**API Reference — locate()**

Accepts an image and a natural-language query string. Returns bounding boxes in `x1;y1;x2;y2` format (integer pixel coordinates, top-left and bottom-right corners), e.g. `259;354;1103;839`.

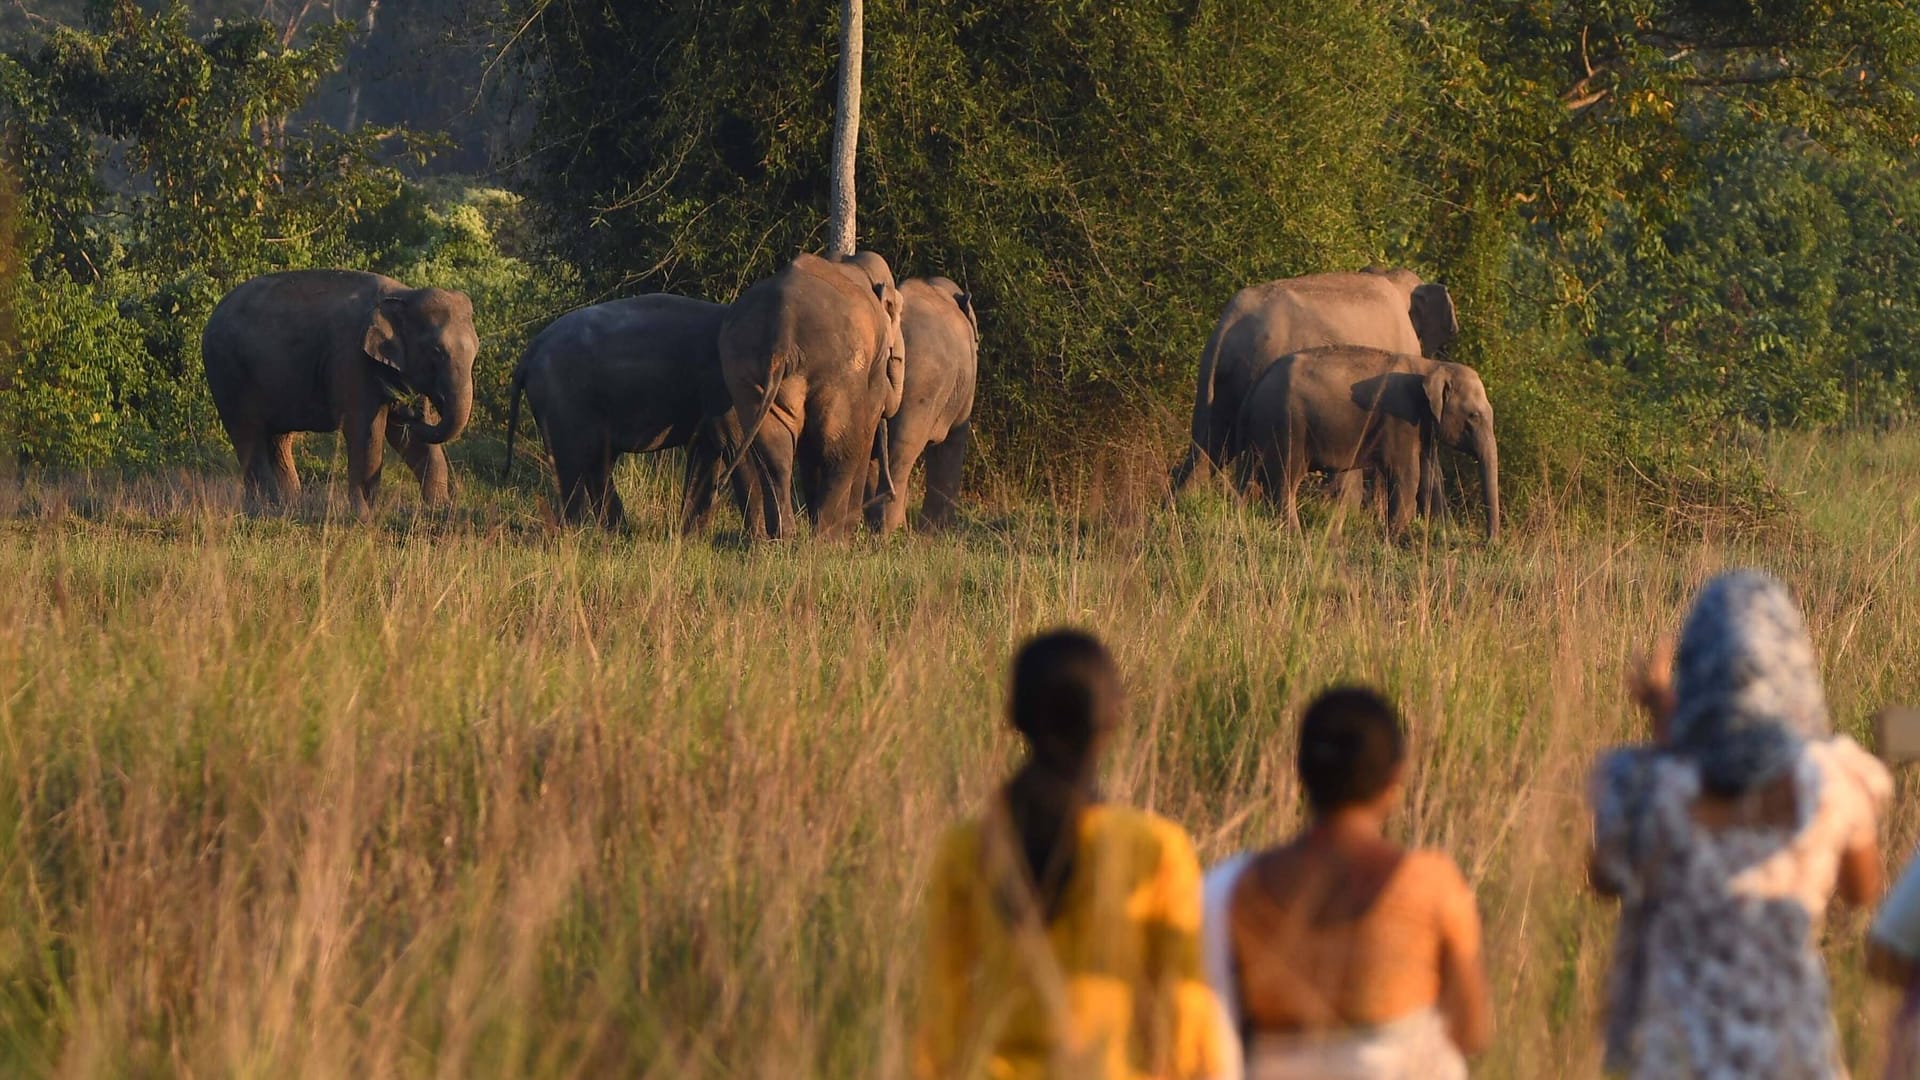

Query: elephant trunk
412;370;473;445
1478;434;1500;542
871;418;897;505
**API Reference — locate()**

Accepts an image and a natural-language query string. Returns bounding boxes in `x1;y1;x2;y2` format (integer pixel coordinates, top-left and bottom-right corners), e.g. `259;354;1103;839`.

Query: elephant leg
575;444;624;530
918;421;969;532
867;431;923;536
1420;441;1447;521
1384;457;1420;539
720;435;766;537
261;432;300;507
386;424;452;508
226;416;268;509
679;427;724;536
554;460;593;526
1167;442;1209;498
796;436;826;527
747;422;798;540
1276;437;1307;530
599;469;626;530
343;411;386;514
813;447;870;540
1329;470;1366;509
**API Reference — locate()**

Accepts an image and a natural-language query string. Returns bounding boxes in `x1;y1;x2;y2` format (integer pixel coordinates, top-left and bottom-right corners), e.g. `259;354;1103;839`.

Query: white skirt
1245;1008;1467;1080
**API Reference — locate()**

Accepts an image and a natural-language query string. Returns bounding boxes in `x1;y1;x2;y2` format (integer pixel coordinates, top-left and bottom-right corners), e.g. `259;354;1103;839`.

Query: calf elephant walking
1236;346;1499;541
720;252;906;540
1171;268;1456;498
201;270;477;511
865;276;978;534
504;294;755;532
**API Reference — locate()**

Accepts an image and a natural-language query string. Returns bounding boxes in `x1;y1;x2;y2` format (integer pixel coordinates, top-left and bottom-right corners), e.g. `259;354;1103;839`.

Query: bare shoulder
1810;735;1893;810
1404;848;1474;899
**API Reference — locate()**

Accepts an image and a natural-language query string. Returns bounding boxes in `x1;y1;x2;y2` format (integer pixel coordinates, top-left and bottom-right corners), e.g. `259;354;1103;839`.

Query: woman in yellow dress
915;630;1235;1080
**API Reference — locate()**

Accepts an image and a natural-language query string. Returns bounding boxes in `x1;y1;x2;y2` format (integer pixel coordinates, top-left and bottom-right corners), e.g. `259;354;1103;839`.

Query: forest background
6;0;1920;514
9;5;1920;1077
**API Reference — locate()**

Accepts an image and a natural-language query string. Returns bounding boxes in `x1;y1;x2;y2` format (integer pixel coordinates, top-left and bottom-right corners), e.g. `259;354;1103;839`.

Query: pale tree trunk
826;0;862;257
344;0;381;132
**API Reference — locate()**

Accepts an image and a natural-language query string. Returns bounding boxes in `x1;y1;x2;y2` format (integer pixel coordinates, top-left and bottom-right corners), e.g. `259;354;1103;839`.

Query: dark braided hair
1001;629;1123;923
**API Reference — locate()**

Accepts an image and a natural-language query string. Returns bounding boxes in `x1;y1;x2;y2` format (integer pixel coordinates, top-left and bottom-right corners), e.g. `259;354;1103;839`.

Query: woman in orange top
915;630;1233;1080
1207;686;1491;1079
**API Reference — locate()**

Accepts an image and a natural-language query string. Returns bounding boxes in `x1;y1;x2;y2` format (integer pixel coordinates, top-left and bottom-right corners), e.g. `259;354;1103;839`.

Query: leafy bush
0;1;421;468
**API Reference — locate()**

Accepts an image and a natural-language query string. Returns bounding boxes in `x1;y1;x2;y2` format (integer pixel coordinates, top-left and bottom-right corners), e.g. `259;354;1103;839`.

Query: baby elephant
1236;346;1498;541
202;270;477;511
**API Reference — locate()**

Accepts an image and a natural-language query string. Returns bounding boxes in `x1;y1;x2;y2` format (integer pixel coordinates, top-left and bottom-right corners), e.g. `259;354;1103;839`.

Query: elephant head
1423;362;1498;540
835;251;909;506
839;250;908;400
1363;266;1458;358
362;287;477;445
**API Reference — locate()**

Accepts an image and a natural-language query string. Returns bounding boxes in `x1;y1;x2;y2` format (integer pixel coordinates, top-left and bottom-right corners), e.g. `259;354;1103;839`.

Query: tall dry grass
0;432;1917;1078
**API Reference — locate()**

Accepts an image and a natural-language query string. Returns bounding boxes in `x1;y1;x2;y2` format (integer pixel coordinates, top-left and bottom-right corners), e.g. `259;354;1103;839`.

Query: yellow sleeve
914;828;975;1080
1146;821;1236;1079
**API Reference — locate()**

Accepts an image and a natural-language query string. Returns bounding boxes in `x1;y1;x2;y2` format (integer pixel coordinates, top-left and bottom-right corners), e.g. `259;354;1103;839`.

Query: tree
0;0;419;465
826;0;860;257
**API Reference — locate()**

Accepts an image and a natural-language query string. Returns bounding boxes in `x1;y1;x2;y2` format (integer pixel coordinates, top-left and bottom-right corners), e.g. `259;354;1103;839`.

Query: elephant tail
1169;314;1231;498
502;354;531;482
715;347;792;493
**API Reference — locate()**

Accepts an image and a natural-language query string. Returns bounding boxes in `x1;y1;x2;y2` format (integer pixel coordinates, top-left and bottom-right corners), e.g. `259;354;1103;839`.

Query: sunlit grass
0;431;1916;1077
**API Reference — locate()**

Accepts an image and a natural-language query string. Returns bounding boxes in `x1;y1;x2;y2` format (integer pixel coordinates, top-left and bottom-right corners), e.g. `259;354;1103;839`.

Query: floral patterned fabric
1669;569;1833;795
1590;736;1891;1079
1592;569;1890;1079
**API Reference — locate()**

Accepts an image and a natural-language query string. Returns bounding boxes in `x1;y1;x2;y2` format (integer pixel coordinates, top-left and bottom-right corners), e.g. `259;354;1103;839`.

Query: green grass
0;431;1917;1077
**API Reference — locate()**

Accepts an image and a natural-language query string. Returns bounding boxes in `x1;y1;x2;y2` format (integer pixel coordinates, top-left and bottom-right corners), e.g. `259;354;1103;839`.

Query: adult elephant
863;276;978;534
503;294;756;533
1170;268;1456;495
721;251;906;539
201;270;476;511
1235;345;1498;542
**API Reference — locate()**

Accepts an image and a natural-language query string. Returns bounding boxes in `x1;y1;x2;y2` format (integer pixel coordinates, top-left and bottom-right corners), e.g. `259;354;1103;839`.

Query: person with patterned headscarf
1587;569;1890;1079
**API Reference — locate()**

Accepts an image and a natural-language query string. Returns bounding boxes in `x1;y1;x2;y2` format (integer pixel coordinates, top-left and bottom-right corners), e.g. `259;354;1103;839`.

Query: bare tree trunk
826;0;862;258
343;0;381;132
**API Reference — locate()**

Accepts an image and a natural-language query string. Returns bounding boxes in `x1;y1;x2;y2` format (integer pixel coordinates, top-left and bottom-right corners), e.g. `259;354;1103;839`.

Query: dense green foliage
0;1;562;467
510;0;1920;503
7;0;1920;511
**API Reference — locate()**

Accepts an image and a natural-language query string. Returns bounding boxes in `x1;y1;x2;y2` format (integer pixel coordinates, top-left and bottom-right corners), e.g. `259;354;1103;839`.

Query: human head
1297;686;1407;817
1009;629;1124;774
1670;569;1829;797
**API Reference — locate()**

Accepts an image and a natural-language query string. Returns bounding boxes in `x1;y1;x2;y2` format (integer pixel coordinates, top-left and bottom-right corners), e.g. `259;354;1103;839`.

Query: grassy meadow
1;432;1918;1078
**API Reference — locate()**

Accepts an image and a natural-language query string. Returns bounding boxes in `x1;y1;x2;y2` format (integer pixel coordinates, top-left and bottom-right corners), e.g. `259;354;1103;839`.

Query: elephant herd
198;257;1497;541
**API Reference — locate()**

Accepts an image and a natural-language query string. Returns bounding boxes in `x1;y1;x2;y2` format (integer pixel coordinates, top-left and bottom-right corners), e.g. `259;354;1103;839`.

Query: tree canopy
6;0;1920;510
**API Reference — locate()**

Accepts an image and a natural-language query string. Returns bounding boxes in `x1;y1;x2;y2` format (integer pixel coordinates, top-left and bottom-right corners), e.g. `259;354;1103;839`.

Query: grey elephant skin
1234;345;1498;541
721;251;906;540
864;276;978;534
201;270;477;510
504;294;755;532
1172;268;1457;494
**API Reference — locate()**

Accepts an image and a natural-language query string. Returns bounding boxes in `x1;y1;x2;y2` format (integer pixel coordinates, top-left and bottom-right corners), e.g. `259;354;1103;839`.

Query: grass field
1;432;1917;1078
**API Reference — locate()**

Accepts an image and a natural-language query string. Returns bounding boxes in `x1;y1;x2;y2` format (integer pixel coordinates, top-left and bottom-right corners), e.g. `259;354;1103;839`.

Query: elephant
1234;345;1498;541
863;276;978;534
720;251;907;540
503;294;756;533
1170;268;1457;497
201;269;476;511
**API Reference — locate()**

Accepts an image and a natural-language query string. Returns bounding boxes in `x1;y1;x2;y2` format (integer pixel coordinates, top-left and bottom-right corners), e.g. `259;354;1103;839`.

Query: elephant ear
1410;283;1457;356
1423;366;1450;424
362;295;408;375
